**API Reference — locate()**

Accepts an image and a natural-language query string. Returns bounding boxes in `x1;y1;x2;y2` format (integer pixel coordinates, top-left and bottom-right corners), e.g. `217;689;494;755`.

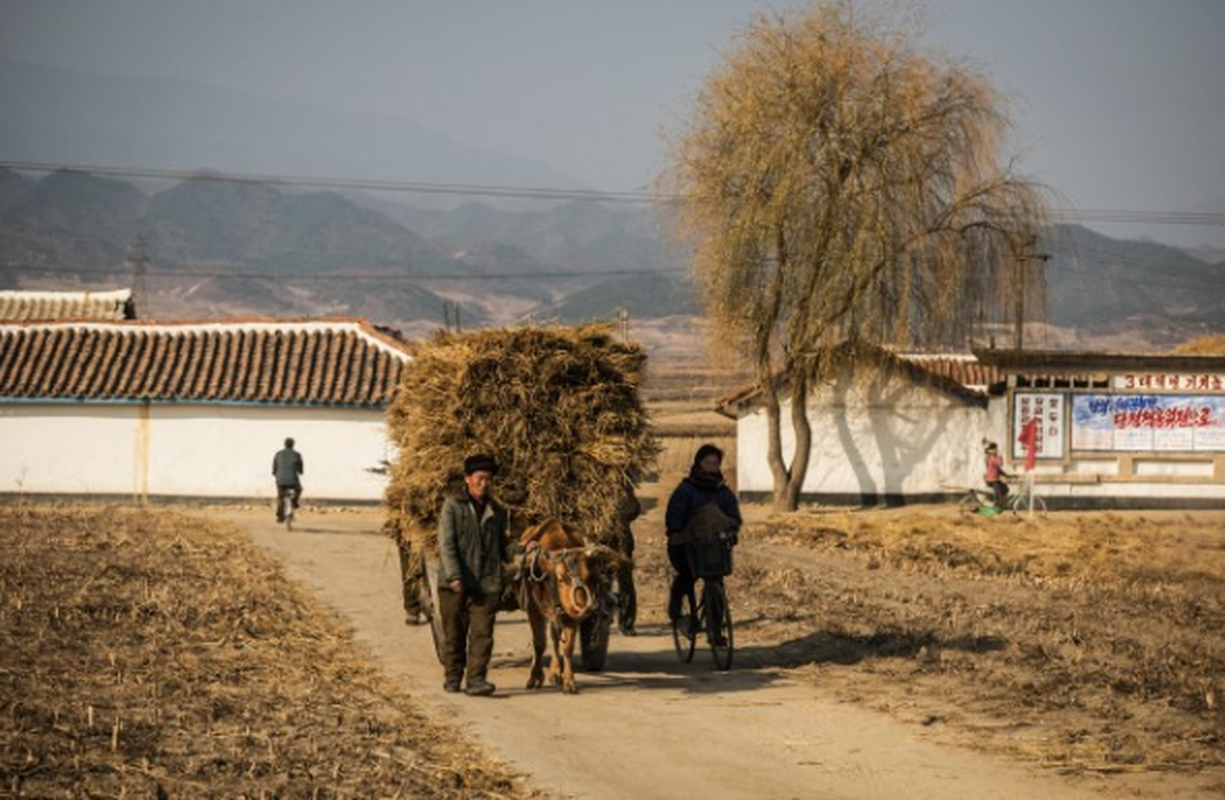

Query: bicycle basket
686;538;733;578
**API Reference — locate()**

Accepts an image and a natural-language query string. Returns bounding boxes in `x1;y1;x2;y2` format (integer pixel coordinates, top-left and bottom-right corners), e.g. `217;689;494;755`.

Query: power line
4;261;688;282
0;160;664;205
1049;208;1225;227
4;159;1225;227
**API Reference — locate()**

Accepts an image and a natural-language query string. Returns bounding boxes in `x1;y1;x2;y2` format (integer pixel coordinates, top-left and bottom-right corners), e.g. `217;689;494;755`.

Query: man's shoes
443;679;461;693
619;625;637;637
464;680;496;697
712;635;729;647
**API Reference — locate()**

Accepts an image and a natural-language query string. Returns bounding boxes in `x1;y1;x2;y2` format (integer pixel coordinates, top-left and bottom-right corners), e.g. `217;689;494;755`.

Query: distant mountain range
0;166;1221;351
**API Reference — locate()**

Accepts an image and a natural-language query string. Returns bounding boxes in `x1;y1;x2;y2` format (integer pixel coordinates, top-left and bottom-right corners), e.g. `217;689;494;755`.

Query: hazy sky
2;0;1224;248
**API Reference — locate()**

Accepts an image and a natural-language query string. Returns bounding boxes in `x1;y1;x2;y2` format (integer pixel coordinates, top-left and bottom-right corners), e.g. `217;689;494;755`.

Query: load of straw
384;324;660;550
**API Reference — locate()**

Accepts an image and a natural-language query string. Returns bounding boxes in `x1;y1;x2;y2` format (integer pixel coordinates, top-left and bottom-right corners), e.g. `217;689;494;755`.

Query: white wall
734;372;997;501
0;402;393;502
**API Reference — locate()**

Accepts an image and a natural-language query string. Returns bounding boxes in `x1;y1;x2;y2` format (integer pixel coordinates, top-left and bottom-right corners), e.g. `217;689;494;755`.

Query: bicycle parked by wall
672;530;735;670
956;478;1047;517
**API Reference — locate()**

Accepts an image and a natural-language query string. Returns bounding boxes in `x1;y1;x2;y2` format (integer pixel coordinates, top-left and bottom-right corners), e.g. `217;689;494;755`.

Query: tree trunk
764;370;814;512
782;373;813;511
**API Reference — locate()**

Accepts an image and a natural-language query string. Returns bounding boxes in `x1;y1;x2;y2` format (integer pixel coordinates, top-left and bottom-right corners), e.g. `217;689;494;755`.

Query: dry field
4;360;1225;796
685;505;1225;777
634;362;1225;790
0;501;539;799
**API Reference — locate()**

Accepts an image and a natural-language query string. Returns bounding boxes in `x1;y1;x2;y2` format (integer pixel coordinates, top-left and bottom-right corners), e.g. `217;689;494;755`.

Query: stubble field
3;362;1224;797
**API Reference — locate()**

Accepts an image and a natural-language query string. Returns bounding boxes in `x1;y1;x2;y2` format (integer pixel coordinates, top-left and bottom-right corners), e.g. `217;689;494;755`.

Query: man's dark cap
463;454;499;476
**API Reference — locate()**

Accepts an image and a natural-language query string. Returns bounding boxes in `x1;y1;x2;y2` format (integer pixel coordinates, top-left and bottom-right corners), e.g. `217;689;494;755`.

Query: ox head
523;519;620;621
547;543;621;619
544;547;599;619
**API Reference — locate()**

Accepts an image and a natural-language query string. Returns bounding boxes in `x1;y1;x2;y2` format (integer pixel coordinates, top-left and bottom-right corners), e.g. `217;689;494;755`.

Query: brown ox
518;519;616;694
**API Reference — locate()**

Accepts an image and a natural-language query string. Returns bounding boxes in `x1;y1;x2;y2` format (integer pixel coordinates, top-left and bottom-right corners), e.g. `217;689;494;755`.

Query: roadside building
0;288;134;321
974;349;1225;508
718;347;1225;509
717;347;1003;507
0;318;412;503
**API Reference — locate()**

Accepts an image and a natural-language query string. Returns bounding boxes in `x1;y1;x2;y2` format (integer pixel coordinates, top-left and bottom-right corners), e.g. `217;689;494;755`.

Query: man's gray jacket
437;489;512;596
272;448;304;487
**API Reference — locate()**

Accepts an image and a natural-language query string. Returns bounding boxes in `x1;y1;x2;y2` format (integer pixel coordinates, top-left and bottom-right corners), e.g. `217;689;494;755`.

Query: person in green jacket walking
437;453;513;696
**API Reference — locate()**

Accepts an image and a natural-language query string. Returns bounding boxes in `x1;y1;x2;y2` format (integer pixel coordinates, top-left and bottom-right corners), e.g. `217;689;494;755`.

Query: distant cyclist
272;437;304;522
982;439;1014;509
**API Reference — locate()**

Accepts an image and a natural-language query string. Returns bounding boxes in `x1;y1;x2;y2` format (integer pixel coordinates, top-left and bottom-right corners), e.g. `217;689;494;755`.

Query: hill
1042;225;1225;348
1;167;1222;352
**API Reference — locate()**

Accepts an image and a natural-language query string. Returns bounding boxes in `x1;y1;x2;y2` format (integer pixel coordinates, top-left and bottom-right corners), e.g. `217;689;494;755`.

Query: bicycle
672;530;735;671
957;479;1047;518
277;486;299;530
280;492;295;530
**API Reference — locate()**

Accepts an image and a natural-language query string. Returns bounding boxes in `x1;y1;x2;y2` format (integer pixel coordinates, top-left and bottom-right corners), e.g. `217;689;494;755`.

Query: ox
518;519;617;694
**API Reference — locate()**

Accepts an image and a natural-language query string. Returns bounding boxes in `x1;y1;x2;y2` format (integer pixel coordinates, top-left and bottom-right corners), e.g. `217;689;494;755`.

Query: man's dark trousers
438;588;497;688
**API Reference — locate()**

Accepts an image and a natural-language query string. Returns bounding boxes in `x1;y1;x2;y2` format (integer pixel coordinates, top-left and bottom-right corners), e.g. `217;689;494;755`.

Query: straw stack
384;324;660;550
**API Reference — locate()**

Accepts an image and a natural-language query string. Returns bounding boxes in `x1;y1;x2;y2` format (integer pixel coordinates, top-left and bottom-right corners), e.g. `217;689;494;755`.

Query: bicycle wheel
1011;492;1048;518
957;493;980;516
671;591;696;664
705;581;733;671
282;495;294;531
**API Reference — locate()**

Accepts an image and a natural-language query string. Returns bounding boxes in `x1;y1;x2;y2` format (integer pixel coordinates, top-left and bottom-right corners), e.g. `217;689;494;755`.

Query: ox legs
526;605;549;690
554;622;579;694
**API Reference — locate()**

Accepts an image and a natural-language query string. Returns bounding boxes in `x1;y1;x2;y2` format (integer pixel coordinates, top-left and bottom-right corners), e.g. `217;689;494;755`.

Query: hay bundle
384;324;659;550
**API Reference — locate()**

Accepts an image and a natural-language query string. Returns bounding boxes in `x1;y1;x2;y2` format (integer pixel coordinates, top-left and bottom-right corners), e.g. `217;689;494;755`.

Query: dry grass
723;505;1225;773
384;325;660;550
0;501;540;799
1174;335;1225;355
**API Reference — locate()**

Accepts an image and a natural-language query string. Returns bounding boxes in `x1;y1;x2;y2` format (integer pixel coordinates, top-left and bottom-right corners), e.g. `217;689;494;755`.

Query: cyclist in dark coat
665;443;741;624
272;437;303;522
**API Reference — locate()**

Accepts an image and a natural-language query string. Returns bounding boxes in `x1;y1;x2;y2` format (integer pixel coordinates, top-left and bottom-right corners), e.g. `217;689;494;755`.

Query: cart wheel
421;561;446;665
580;611;611;672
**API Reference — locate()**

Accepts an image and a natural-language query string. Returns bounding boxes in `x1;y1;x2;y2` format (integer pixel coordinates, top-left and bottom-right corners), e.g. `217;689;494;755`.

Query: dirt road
219;506;1128;800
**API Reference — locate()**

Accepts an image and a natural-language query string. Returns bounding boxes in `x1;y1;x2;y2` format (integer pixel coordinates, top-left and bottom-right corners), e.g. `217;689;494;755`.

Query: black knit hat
693;443;724;467
463;453;500;476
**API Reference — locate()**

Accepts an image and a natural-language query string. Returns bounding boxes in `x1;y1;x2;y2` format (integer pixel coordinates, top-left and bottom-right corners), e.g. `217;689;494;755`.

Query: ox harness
523;546;597;620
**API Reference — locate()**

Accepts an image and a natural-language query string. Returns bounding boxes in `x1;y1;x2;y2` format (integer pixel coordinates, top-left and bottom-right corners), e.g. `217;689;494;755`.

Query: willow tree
664;0;1049;511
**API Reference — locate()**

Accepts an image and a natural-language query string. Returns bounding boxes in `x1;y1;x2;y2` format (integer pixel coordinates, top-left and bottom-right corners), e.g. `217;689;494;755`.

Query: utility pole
1014;237;1050;351
125;237;148;320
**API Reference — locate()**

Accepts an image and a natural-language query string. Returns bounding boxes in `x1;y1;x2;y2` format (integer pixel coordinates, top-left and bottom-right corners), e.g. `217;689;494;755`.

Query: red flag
1018;418;1039;472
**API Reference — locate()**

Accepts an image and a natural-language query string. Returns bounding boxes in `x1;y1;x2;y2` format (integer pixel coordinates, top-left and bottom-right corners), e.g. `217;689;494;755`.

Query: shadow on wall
828;366;977;506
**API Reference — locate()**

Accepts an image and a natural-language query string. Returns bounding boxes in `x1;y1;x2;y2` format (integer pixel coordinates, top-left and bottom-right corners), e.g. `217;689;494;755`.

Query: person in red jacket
983;440;1015;509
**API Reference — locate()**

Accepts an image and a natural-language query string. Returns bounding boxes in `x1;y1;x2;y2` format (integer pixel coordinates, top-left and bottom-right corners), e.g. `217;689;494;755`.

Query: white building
0;318;413;504
718;349;1001;506
718;347;1225;509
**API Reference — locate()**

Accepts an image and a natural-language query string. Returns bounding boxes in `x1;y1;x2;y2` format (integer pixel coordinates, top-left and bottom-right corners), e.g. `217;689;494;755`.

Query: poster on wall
1071;394;1225;452
1013;393;1065;460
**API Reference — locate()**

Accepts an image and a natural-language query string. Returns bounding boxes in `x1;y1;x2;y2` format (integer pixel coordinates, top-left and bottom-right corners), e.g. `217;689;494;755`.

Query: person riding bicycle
983;439;1015;509
272;437;304;522
665;444;741;643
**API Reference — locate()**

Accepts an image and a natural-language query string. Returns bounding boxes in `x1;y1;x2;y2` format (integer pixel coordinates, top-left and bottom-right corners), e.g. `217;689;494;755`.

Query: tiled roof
895;353;1005;393
0;289;133;322
0;319;412;407
715;350;1001;417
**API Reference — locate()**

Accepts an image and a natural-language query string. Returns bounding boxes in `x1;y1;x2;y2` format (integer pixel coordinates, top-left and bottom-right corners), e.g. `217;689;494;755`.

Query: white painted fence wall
0;402;393;502
733;375;1003;503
